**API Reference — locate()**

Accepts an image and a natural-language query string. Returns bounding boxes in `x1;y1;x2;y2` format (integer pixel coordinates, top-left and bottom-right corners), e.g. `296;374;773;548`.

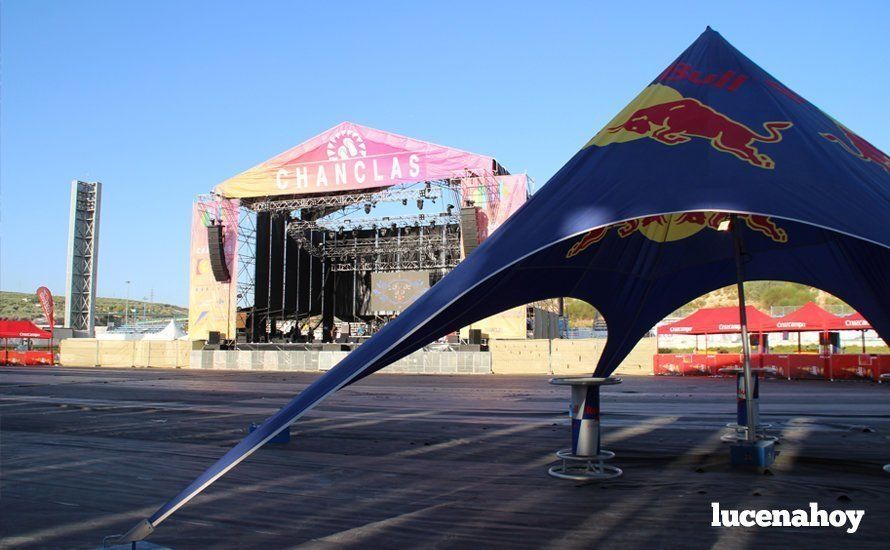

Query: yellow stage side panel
97;341;135;367
459;306;527;340
60;339;99;367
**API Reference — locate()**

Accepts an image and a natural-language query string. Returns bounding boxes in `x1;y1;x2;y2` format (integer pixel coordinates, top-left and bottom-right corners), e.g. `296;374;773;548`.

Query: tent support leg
728;215;777;472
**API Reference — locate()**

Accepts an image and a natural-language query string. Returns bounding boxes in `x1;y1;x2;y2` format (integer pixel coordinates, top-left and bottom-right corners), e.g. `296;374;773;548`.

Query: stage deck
2;367;889;548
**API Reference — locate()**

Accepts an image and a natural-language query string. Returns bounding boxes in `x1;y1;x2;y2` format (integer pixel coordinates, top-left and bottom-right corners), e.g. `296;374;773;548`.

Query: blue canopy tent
122;27;890;541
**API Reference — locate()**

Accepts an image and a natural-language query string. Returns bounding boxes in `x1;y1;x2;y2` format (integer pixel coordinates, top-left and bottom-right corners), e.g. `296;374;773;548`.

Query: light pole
125;280;131;325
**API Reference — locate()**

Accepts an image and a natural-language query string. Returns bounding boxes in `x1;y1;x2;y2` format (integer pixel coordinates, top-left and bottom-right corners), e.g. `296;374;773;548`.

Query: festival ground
2;367;889;548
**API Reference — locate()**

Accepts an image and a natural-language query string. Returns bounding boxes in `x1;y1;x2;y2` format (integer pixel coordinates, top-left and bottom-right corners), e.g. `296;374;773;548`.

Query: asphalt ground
1;366;889;549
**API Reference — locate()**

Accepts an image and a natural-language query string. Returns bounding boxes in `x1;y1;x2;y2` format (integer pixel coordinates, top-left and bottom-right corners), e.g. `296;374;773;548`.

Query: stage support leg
322;266;335;343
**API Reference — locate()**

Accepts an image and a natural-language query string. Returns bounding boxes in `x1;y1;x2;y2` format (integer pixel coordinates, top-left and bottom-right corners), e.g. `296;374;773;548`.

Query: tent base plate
721;423;778;443
548;449;622;481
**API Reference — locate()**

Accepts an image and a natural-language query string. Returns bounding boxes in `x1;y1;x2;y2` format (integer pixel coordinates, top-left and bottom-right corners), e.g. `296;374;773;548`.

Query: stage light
364;203;372;214
401;198;408;206
417;199;424;210
391;223;397;231
446;204;454;215
338;227;344;237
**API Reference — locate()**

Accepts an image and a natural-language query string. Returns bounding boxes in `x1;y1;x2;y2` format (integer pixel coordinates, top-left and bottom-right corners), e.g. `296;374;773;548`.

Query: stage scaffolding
236;207;256;312
227;171;530;342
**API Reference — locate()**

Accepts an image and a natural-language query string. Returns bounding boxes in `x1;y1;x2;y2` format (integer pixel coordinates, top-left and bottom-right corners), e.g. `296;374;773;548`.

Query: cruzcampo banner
188;197;238;341
36;286;54;332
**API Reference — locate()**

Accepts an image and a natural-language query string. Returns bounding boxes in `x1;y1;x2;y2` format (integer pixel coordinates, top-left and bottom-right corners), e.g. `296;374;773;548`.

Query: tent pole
731;215;756;443
861;330;866;354
797;331;801;353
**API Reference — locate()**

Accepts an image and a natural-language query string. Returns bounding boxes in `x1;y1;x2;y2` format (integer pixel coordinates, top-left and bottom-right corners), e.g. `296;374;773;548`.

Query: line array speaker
460;206;480;257
207;224;231;282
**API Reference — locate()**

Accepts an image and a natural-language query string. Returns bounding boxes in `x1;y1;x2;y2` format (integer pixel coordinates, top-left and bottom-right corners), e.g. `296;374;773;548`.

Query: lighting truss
289;212;459;233
290;224;462;272
244;182;453;213
331;259;460;272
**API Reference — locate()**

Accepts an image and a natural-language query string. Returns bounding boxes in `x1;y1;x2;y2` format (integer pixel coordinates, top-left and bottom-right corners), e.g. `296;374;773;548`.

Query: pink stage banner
188;197;239;340
215;122;496;198
461;174;528;243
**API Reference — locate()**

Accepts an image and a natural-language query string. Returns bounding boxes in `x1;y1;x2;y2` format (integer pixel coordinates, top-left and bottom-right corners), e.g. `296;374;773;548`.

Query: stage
2;367;889;548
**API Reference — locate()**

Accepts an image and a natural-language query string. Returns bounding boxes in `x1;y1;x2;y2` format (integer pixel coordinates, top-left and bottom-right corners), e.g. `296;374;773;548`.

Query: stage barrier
60;339;191;368
829;354;877;381
490;338;654;376
2;350;53;366
655;352;890;381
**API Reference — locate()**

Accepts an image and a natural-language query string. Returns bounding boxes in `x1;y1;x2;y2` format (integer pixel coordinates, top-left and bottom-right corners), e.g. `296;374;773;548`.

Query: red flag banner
36;286;54;332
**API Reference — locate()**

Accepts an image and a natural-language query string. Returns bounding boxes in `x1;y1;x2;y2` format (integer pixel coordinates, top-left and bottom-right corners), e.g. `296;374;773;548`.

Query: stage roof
0;320;52;339
126;27;890;539
657;306;774;335
214;122;501;199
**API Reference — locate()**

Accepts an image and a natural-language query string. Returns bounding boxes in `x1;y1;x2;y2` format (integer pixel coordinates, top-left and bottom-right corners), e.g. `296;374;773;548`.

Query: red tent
770;302;839;332
0;320;52;339
657;306;774;335
769;302;874;332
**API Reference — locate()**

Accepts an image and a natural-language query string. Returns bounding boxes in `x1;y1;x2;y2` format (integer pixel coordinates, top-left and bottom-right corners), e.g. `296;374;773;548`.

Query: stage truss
223;171;534;334
237;177;489;274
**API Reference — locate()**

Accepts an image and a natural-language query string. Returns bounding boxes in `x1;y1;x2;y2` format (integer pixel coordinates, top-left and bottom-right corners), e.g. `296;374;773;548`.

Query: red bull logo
565;227;608;258
587;85;792;169
566;211;787;258
820;122;890;173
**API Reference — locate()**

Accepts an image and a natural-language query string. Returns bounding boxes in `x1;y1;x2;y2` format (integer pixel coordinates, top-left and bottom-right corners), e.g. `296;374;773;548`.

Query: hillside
565;282;850;325
0;291;187;324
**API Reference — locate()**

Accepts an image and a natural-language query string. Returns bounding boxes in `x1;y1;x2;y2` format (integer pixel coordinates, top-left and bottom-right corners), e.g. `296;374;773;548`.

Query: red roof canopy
831;311;873;331
770;302;839;332
0;320;52;339
658;306;774;335
659;302;875;335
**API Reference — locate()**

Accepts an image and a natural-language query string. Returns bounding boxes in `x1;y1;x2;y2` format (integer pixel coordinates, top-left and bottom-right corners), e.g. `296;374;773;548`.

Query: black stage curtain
252;212;271;341
268;214;286;332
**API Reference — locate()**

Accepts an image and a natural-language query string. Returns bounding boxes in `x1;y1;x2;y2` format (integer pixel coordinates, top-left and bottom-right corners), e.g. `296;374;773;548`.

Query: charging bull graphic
587;84;792;169
820;122;890;173
566;211;787;258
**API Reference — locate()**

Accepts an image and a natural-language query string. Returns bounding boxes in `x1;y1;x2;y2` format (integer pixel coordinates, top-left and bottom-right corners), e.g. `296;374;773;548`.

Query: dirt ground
1;366;889;549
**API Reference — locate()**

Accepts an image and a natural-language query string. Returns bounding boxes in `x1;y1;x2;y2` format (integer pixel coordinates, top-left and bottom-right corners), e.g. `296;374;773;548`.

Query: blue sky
2;1;887;306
